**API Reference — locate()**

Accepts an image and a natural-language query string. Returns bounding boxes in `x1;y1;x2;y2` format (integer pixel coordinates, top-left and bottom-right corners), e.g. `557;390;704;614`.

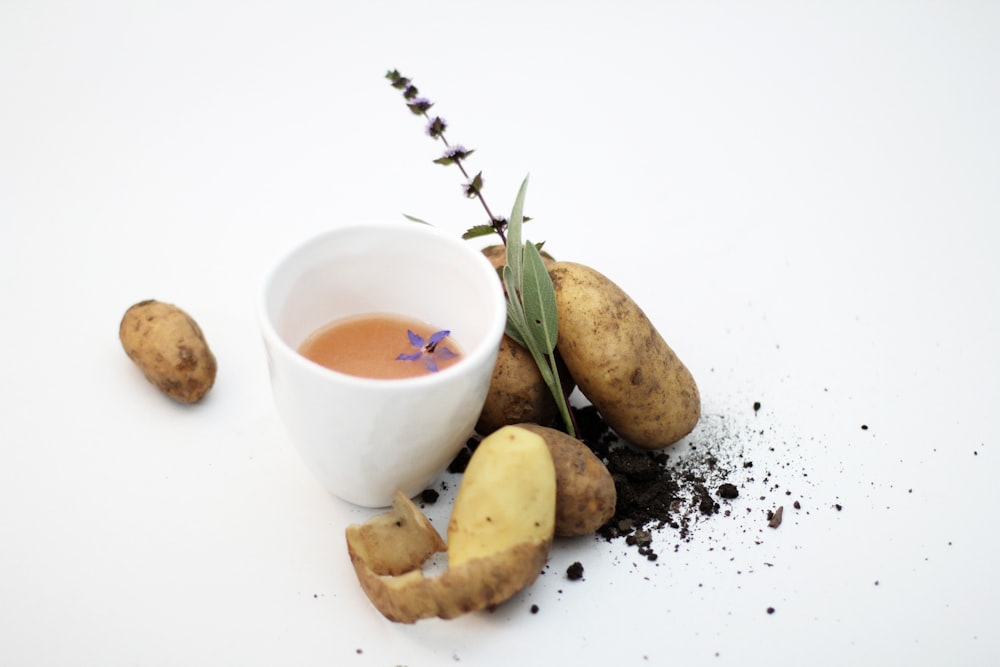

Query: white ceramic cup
259;221;507;507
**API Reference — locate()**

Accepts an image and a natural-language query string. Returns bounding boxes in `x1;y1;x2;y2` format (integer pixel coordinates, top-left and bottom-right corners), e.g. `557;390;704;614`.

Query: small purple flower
464;171;484;198
396;329;458;372
433;145;475;166
426;116;447;138
407;97;433;115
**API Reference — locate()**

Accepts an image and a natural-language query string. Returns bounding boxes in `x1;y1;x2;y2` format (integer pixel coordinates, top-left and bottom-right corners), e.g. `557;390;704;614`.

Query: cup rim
258;220;507;390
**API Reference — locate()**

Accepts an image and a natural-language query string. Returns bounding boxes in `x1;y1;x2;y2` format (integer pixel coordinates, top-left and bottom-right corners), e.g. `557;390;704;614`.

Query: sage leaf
505;176;529;289
504;318;527;348
520;241;558;354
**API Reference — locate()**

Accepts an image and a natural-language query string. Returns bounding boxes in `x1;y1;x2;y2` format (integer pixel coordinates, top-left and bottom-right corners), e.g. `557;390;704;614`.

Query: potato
515;423;616;536
549;262;700;449
476;334;558;434
447;425;556;565
345;426;556;623
481;244;555;272
119;299;217;404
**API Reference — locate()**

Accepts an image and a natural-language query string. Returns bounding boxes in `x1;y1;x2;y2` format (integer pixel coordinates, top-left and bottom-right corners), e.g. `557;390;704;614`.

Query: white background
2;1;998;665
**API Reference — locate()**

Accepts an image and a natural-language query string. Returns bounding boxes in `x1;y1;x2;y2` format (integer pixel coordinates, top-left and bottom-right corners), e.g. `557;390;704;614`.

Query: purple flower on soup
396;329;457;372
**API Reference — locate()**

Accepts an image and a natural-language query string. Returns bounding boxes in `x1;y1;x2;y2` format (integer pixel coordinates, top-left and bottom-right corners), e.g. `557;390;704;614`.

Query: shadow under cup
259;222;507;507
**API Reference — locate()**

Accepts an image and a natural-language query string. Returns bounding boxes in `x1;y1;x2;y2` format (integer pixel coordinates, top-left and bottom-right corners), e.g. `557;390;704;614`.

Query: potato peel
345;426;556;623
346;491;446;577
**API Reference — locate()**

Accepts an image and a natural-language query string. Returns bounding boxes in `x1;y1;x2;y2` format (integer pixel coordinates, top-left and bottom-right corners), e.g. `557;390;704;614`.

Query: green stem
548;357;576;438
507;296;575;437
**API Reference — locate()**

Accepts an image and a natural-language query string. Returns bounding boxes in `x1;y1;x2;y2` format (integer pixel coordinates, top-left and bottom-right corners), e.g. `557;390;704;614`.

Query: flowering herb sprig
386;69;530;244
386;69;575;436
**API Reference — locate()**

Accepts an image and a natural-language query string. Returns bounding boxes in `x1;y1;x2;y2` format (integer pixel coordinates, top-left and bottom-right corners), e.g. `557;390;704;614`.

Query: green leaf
461;224;496;240
402;213;433;225
504;309;527;347
520;241;559;354
464;171;484;198
505;176;529;289
502;264;519;303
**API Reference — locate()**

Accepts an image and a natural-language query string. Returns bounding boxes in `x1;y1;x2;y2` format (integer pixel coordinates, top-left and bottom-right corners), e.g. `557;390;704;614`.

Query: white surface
1;1;998;665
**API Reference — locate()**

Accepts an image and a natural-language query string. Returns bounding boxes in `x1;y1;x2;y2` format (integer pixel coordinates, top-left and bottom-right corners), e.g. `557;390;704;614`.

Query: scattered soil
448;401;811;559
573;405;741;548
718;483;739;499
447;444;474;473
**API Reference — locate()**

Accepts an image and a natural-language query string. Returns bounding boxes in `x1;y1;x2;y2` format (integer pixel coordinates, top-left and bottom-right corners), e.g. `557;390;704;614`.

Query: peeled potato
345;426;556;623
447;425;556;566
119;299;217;403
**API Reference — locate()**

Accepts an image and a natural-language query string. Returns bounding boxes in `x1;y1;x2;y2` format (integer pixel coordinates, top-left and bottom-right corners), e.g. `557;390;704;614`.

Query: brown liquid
298;313;463;379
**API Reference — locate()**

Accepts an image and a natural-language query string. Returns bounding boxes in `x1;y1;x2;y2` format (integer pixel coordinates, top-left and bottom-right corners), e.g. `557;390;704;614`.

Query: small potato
549;262;700;449
481;244;555;272
476;245;573;435
345;426;556;623
515;423;616;537
119;299;217;403
476;335;558;434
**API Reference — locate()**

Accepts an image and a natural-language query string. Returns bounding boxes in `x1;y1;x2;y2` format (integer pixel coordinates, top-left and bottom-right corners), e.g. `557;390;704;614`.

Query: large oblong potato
549;262;700;449
119;299;217;403
515;423;616;537
345;426;556;623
